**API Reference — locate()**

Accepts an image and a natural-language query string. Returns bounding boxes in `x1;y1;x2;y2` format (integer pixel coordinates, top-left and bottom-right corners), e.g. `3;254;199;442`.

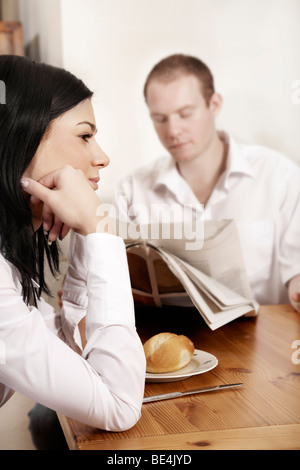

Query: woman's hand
29;194;71;243
21;166;109;237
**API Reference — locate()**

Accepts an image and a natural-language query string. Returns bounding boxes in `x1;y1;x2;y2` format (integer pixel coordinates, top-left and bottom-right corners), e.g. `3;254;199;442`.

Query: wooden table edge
56;415;300;451
57;413;78;450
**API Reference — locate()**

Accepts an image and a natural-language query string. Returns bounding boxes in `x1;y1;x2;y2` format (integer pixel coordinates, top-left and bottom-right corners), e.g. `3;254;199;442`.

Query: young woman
0;55;146;446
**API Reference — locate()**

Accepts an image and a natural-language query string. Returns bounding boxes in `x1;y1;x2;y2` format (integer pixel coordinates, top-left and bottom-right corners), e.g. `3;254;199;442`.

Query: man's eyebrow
76;121;97;133
178;105;195;112
151;105;195;117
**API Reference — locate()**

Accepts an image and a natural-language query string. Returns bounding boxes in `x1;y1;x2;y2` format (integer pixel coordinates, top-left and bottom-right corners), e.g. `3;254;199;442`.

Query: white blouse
0;231;146;431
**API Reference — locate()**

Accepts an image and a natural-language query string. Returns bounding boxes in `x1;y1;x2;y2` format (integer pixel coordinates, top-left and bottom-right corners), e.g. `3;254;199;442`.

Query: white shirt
0;232;146;431
113;132;300;305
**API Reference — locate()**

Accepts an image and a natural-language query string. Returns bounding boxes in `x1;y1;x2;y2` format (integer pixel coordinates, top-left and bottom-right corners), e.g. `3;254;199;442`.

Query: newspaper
115;219;259;330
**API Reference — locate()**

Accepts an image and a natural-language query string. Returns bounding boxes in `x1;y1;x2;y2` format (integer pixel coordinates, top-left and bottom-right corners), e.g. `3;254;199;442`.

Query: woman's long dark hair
0;55;93;305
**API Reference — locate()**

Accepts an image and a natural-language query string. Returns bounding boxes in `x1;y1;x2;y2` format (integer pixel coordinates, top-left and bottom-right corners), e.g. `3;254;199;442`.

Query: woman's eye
81;134;92;142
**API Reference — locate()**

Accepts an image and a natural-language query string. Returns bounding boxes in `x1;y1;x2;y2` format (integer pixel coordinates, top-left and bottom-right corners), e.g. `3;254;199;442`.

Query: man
113;54;300;311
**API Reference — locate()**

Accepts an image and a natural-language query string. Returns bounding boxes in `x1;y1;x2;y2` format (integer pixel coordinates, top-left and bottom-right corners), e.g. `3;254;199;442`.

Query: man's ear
209;92;223;116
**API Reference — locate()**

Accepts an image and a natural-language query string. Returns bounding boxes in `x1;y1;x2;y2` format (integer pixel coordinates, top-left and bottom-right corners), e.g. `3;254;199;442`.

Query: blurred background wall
3;0;300;202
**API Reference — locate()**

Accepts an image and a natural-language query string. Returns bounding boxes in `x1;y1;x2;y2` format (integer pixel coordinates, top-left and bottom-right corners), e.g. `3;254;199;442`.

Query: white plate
145;349;218;383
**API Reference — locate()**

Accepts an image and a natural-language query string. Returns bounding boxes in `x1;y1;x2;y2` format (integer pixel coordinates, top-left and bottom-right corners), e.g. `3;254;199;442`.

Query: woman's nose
92;143;110;168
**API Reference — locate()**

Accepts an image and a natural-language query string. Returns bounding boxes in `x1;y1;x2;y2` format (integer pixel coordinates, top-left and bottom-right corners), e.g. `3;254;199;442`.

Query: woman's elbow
99;400;142;432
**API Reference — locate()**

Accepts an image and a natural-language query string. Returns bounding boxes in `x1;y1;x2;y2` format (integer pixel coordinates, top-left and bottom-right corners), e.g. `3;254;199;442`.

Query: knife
143;383;243;403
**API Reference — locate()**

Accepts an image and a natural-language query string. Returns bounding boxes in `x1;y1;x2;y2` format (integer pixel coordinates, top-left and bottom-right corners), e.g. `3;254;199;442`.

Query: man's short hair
143;54;215;105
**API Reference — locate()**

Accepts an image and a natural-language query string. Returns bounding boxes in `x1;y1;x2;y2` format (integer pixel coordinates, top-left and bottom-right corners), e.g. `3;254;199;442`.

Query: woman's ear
209;92;223;117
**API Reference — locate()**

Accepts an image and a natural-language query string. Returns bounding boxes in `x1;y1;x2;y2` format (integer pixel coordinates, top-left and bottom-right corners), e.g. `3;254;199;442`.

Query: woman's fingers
41;202;54;233
21;166;106;236
42;204;70;243
48;216;64;243
48;216;70;243
21;177;54;205
60;224;71;240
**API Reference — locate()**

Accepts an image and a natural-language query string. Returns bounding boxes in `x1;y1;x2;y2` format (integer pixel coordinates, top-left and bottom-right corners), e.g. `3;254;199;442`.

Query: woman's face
25;99;109;187
24;99;109;229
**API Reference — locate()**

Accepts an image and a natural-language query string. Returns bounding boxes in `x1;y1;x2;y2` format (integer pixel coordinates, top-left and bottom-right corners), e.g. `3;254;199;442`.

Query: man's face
146;74;221;164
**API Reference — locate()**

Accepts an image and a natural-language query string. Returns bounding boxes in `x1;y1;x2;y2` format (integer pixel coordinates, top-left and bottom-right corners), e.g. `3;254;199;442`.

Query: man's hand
288;274;300;313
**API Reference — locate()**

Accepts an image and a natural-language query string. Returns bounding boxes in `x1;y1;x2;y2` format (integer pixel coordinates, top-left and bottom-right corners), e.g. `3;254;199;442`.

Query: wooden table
58;304;300;450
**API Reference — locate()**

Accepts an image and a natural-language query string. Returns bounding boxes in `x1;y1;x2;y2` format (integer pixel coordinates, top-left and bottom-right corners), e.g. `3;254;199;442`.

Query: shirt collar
154;154;181;189
219;131;255;190
153;130;255;192
154;156;197;206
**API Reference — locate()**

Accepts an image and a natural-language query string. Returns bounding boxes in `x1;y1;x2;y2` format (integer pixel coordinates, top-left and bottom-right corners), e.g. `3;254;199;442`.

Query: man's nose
167;116;182;138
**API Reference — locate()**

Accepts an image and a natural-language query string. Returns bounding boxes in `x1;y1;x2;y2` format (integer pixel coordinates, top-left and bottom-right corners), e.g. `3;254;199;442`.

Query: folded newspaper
115;219;259;330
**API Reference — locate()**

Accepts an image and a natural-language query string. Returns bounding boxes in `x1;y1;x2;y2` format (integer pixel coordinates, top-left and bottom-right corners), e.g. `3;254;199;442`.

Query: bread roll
143;332;195;373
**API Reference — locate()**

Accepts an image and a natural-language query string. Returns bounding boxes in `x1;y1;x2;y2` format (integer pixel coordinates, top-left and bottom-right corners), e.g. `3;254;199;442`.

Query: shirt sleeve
59;231;89;352
0;233;146;431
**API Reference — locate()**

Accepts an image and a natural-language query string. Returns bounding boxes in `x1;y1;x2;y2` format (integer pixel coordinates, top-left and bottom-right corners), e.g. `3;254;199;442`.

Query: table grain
57;304;300;450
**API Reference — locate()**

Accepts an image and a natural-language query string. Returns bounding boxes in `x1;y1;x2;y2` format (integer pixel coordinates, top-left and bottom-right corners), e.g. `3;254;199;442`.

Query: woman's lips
89;177;100;190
